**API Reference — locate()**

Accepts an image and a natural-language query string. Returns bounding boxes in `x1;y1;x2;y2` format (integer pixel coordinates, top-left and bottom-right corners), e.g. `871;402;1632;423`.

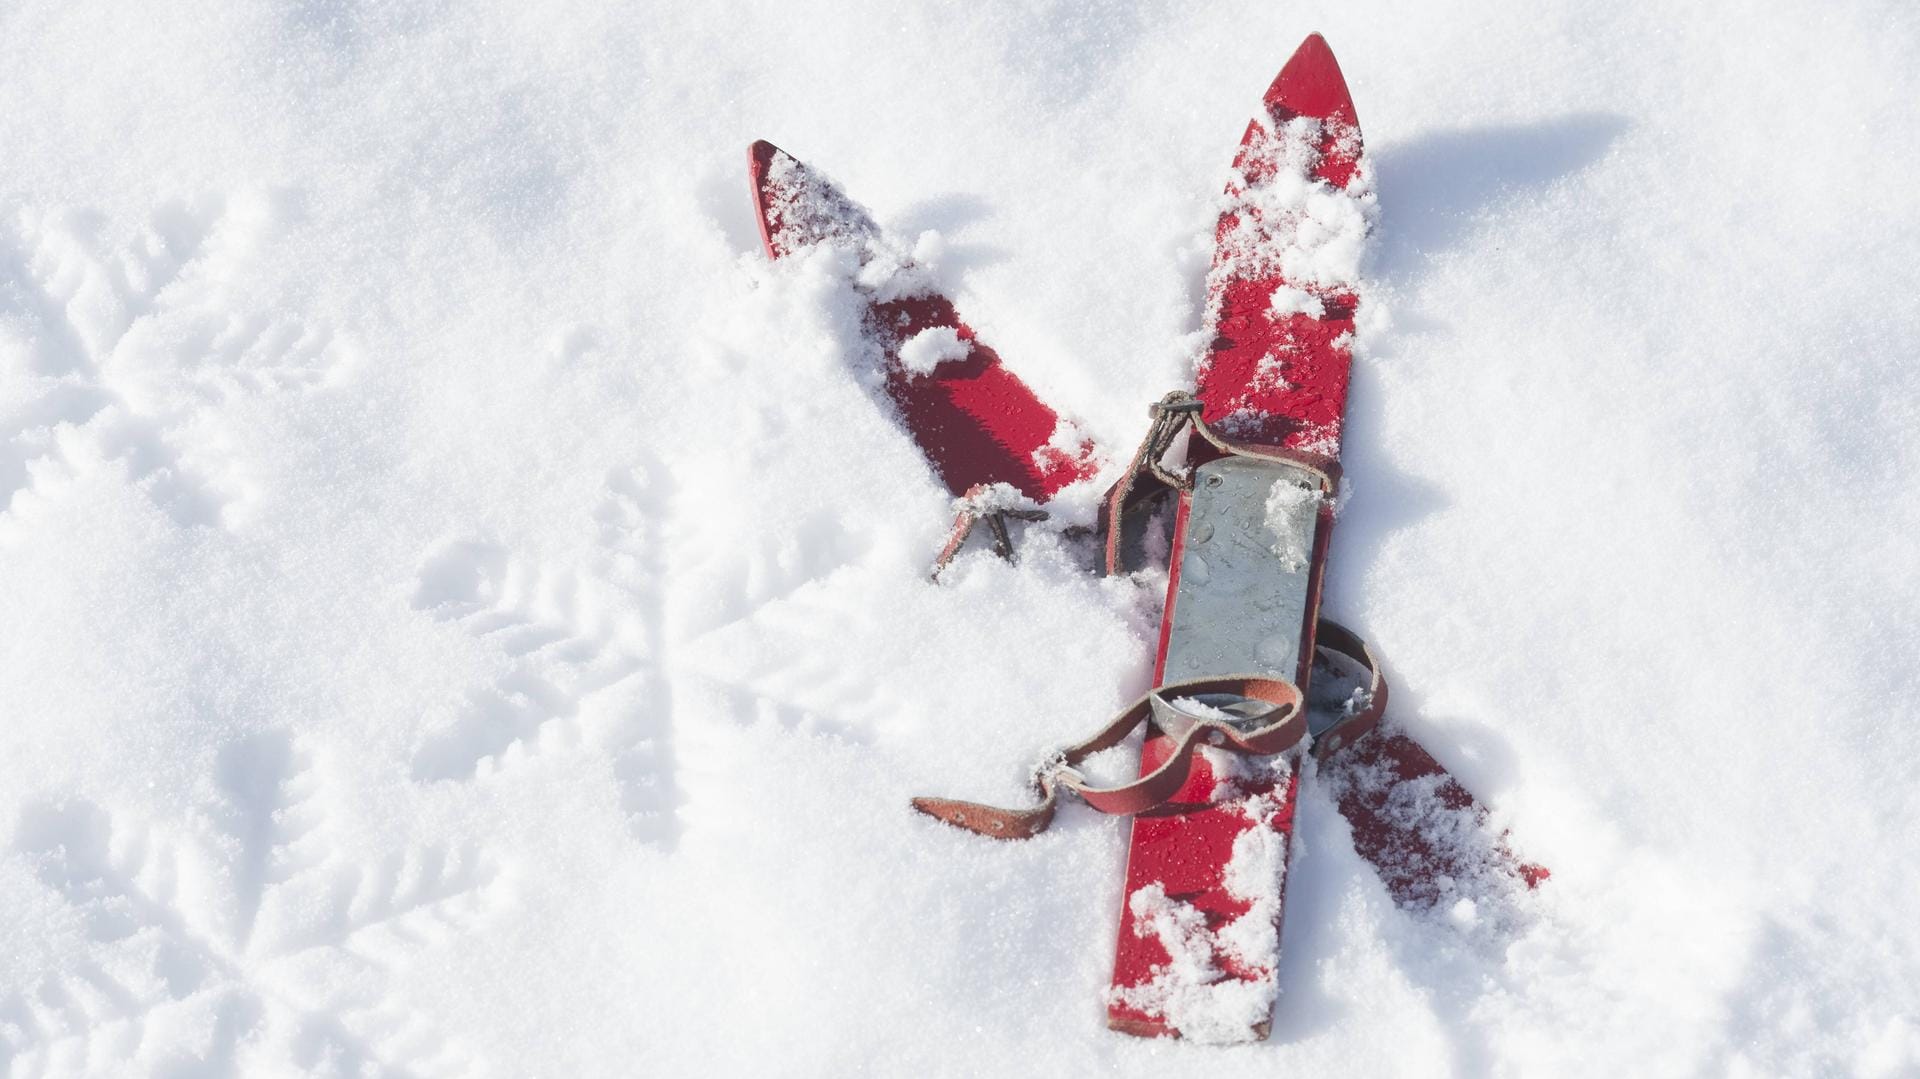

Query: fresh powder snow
4;3;1920;1077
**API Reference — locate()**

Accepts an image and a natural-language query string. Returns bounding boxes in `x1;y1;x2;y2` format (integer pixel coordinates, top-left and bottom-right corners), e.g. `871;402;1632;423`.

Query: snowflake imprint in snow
1;733;505;1076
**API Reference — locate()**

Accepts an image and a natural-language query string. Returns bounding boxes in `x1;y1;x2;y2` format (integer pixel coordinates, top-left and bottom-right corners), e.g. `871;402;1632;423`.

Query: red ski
1104;55;1544;1039
747;140;1095;502
748;34;1544;1042
1095;34;1370;1039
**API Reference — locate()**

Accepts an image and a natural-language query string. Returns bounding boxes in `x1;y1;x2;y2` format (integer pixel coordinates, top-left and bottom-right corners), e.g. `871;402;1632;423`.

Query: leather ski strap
1099;392;1201;576
1305;617;1390;756
912;675;1304;840
912;618;1389;840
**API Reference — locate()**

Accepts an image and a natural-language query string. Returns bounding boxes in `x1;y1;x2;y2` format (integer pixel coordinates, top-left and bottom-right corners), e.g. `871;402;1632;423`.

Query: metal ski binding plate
1161;456;1328;687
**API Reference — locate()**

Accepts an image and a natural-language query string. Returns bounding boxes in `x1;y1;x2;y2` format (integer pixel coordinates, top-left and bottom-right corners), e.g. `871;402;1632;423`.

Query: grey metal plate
1161;456;1323;685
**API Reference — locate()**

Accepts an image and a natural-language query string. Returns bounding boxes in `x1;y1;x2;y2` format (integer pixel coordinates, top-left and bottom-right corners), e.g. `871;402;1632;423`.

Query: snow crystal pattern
0;734;503;1077
0;195;350;531
409;465;680;848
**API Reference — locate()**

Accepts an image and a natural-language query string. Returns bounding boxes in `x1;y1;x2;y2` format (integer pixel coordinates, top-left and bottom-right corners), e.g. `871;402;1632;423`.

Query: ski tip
748;139;795;196
748;139;787;175
746;139;791;256
1262;32;1358;129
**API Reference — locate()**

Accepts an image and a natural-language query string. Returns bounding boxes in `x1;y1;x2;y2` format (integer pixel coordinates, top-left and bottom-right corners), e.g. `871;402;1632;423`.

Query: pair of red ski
749;34;1543;1043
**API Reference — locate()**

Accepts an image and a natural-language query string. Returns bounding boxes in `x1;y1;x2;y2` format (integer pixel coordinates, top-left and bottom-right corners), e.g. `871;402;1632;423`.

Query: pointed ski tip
748;139;790;176
1286;32;1339;81
1263;32;1357;127
747;139;793;257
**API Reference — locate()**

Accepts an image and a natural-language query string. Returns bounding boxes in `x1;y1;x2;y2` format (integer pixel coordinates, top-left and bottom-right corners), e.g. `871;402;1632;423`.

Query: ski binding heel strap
910;621;1387;838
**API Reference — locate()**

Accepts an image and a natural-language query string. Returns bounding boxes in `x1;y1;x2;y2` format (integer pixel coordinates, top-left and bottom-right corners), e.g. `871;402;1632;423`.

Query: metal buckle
1149;691;1281;740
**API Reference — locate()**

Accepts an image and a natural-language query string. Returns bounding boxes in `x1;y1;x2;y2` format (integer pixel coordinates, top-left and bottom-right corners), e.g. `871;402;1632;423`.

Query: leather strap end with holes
910;793;1057;840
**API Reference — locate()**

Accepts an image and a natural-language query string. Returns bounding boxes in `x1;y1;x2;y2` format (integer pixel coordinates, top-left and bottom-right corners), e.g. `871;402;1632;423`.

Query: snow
1213;116;1377;292
949;480;1033;517
1034;416;1099;483
1269;285;1327;319
1109;882;1276;1044
896;325;969;375
4;2;1920;1076
1263;477;1321;571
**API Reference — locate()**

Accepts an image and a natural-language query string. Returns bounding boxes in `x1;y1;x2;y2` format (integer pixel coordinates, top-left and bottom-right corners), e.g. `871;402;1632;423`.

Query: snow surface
3;2;1920;1075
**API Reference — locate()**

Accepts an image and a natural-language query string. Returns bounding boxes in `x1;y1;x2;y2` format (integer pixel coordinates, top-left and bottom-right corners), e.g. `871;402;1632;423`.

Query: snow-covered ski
1102;35;1374;1038
747;33;1544;1042
747;140;1096;501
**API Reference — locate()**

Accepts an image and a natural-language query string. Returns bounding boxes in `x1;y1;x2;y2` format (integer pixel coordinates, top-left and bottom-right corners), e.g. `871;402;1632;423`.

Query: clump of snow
1263;478;1321;571
897;324;970;375
1030;416;1097;480
1110;883;1281;1044
1447;898;1482;930
1210;117;1378;296
1164;695;1237;725
761;150;936;306
1209;406;1269;441
1268;285;1327;319
910;228;946;266
953;480;1034;516
760;151;880;252
1251;350;1295;392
